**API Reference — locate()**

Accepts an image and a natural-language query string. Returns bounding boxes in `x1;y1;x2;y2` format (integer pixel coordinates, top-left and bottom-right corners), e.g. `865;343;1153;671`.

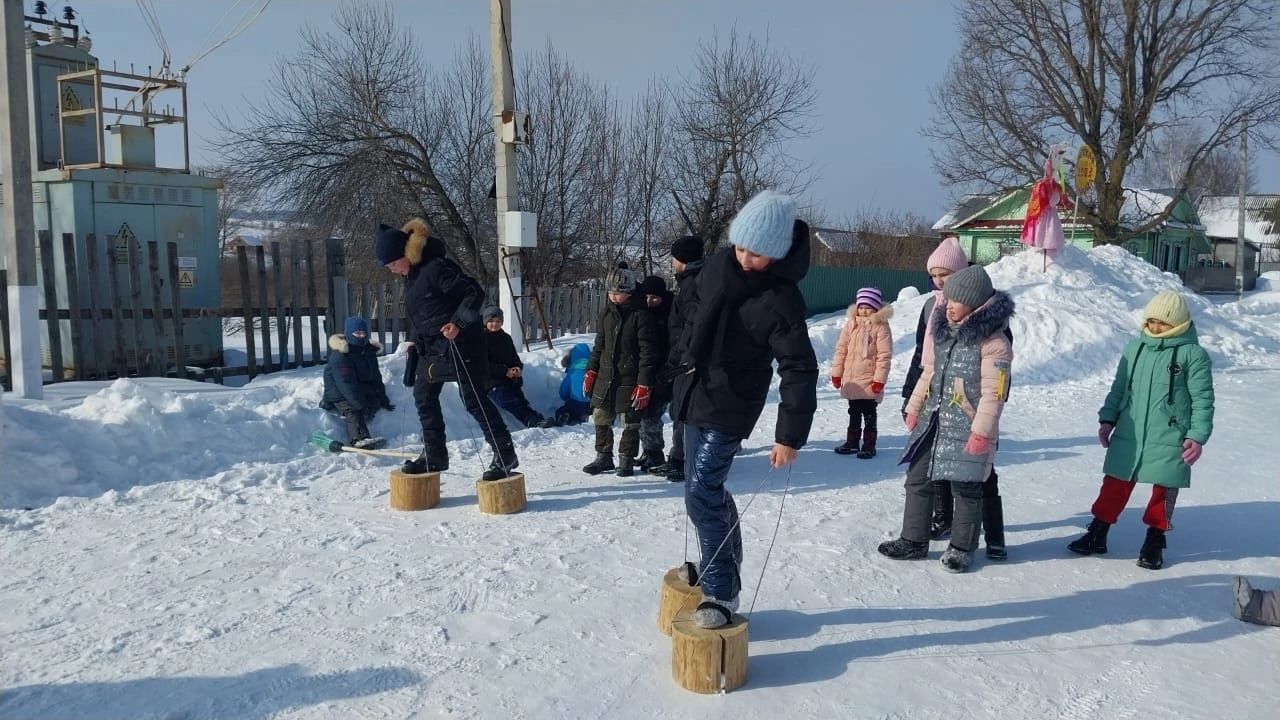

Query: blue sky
69;0;1276;224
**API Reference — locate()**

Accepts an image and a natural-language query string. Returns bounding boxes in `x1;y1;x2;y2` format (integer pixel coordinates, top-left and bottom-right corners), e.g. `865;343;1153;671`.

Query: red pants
1090;475;1179;531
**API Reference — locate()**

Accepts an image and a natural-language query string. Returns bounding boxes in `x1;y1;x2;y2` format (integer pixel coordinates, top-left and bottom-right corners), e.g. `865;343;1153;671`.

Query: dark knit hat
639;275;667;297
483;306;503;322
375;223;410;265
343;315;369;346
671;235;704;263
608;262;637;293
943;264;995;308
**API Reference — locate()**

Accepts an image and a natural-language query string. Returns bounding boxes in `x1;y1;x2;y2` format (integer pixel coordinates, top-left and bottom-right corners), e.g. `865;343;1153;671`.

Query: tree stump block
389;470;440;511
657;568;702;636
476;473;526;514
671;611;748;694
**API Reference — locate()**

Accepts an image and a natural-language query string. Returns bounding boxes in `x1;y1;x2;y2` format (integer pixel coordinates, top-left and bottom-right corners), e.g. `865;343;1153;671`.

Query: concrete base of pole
8;284;43;399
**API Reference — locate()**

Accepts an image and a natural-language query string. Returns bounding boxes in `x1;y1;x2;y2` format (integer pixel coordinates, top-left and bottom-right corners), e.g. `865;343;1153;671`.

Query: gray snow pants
902;426;983;551
640;401;668;459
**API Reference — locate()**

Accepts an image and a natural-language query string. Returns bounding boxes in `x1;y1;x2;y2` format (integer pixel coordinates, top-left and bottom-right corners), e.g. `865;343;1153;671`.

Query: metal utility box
104;125;157;168
502;211;538;248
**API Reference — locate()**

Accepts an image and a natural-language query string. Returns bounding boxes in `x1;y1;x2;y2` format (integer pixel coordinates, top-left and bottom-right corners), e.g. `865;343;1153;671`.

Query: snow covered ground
2;246;1277;719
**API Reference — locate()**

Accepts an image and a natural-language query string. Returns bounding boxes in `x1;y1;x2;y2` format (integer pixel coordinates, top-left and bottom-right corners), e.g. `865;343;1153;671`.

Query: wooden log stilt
475;473;526;514
671;611;748;694
657;568;702;636
389;470;440;511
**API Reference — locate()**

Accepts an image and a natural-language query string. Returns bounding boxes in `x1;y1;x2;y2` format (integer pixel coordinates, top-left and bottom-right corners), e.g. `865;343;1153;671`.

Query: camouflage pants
593;406;641;459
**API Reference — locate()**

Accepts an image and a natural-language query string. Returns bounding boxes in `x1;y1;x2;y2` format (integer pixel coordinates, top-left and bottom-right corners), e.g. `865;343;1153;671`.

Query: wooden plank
377;282;389;349
37;230;65;381
146;242;167;377
60;233;86;379
0;269;10;390
125;232;149;375
83;234;106;378
106;238;129;377
305;240;321;363
359;283;371;325
290;239;304;368
271;242;287;369
236;245;256;378
256;245;272;373
389;281;401;350
166;242;187;380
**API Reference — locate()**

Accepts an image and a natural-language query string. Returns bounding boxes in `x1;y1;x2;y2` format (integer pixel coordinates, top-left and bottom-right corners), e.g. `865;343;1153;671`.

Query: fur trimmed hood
845;303;894;325
328;333;382;354
403;217;447;266
931;290;1014;345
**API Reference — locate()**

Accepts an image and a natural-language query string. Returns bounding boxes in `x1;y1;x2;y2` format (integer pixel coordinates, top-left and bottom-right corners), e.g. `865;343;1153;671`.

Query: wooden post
165;242;187;380
106;241;128;378
37;230;64;380
0;269;10;389
84;234;105;379
376;282;388;349
305;239;321;365
290;239;304;368
389;470;441;511
671;612;749;694
60;233;85;379
657;568;703;637
359;283;371;325
271;242;287;369
125;232;149;375
325;237;348;337
255;245;272;373
236;245;256;378
389;281;402;350
146;242;167;376
476;473;526;514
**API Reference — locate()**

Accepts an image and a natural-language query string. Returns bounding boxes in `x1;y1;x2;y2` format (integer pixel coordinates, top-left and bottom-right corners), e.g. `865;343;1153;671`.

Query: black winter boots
1137;527;1166;570
1067;518;1111;555
638;451;665;473
984;495;1007;560
877;537;929;560
835;426;859;455
930;481;954;540
481;441;520;481
582;453;615;475
616;456;636;477
401;451;447;475
856;430;878;459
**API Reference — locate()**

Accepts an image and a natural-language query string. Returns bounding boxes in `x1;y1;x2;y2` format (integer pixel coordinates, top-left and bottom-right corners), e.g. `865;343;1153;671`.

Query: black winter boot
664;458;685;482
582;453;615;475
401;450;447;475
930;481;954;540
984;494;1007;561
1067;518;1111;556
1137;527;1166;570
856;430;878;459
877;537;929;560
638;450;665;473
616;456;636;477
835;425;860;455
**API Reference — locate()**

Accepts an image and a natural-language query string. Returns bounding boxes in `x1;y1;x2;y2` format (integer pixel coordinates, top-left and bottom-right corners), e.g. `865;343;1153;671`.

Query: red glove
583;370;597;395
631;385;651;411
905;414;919;432
1181;439;1203;466
1098;422;1114;449
831;376;842;389
965;433;992;455
870;381;885;395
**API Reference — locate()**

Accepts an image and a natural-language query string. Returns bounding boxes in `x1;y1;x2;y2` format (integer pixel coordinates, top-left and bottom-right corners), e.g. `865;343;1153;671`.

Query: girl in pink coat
831;287;893;458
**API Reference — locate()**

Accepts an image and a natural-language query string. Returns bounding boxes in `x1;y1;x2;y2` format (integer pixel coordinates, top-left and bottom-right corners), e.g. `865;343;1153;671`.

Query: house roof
812;227;863;253
1119;188;1203;230
1196;195;1280;247
935;184;1204;233
932;192;1008;231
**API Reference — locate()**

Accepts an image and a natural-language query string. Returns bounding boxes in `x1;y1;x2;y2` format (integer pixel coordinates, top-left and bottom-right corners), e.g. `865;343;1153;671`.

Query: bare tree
1136;122;1255;200
199;163;258;255
926;0;1280;244
668;27;818;250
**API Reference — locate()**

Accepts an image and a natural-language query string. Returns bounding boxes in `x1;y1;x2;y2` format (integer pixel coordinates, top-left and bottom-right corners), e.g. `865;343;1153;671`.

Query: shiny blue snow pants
684;424;744;603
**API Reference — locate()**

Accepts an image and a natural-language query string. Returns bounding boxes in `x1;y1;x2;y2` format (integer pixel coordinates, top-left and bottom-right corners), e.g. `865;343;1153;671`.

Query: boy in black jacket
376;218;518;482
650;235;705;482
483;306;550;429
637;275;674;473
582;263;660;477
670;191;818;629
320;315;392;448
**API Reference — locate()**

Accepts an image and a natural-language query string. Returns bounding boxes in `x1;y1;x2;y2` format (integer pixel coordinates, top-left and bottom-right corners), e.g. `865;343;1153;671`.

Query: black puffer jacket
588;294;660;413
486;327;523;389
401;219;487;384
321;335;388;411
672;222;818;447
667;261;704;368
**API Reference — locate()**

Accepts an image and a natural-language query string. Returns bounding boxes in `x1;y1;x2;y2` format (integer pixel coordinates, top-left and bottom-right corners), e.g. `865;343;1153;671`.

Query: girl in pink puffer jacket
831;287;894;458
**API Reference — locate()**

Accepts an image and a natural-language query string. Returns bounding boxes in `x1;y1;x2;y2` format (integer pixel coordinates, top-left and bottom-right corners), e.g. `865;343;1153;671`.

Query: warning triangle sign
178;270;195;288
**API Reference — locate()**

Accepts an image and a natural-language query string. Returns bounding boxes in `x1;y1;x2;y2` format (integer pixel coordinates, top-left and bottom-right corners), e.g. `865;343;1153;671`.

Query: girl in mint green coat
1067;290;1215;570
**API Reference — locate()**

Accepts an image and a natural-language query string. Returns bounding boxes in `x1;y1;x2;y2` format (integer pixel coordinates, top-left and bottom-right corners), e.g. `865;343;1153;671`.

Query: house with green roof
933;186;1210;274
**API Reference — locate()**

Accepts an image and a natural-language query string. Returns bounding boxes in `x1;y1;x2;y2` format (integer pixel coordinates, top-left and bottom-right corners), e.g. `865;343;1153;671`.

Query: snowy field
1;247;1277;719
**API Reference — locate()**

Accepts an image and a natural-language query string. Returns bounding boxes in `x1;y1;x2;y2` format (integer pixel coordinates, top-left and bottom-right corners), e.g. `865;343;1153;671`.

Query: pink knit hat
927;237;968;273
855;287;883;310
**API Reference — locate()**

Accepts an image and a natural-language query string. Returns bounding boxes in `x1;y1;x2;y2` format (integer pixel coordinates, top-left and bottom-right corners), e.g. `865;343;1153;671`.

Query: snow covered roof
932;192;1007;230
1196;195;1280;247
1118;187;1203;231
812;227;863;253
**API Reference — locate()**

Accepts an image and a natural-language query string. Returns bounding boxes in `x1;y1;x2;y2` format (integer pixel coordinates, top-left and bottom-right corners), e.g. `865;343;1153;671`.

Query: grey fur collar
930;290;1015;345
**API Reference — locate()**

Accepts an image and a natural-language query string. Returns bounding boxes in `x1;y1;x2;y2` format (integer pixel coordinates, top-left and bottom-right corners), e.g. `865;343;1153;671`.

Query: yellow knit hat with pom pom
1143;290;1190;328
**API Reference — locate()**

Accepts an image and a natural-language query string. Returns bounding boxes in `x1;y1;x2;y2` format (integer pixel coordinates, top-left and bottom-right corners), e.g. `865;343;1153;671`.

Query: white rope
748;464;792;617
449;339;512;475
688;462;779;594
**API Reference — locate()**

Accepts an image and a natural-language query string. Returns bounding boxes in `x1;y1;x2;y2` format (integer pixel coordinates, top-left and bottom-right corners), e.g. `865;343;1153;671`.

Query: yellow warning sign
112;222;136;264
178;269;196;289
61;85;82;111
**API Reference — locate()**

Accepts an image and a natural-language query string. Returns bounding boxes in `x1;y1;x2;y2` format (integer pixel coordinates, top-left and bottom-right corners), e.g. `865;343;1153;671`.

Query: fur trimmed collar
328;333;382;354
845;303;894;325
403;217;447;265
930;290;1015;345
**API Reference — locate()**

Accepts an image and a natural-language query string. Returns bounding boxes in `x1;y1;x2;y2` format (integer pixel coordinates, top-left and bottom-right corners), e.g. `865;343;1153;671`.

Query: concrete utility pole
1;0;43;398
490;0;521;336
1236;118;1248;297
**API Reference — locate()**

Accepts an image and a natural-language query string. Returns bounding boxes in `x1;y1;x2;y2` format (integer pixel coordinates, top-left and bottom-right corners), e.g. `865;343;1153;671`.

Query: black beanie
671;235;704;263
639;275;667;297
375;223;409;265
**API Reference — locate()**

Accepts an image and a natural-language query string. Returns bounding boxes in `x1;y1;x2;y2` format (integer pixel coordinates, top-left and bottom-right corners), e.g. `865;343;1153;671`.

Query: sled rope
748;464;792;617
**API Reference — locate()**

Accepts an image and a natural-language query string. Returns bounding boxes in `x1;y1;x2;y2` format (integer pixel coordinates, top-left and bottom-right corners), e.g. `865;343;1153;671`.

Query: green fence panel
799;267;930;316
